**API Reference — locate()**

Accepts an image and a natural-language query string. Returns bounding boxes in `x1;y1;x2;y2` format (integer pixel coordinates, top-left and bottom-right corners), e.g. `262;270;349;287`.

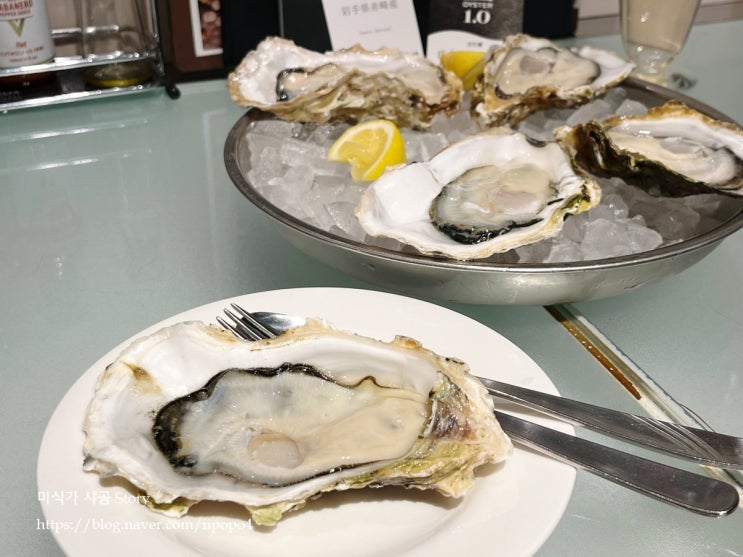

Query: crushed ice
243;88;740;263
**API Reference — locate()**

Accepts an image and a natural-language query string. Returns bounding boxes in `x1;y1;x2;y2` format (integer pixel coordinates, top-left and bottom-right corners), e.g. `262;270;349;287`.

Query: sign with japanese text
320;0;423;54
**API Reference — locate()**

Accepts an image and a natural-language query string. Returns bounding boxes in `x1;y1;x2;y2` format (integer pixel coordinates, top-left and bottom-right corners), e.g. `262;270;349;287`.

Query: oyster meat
228;36;463;130
555;100;743;197
355;127;601;260
472;34;634;127
83;319;510;526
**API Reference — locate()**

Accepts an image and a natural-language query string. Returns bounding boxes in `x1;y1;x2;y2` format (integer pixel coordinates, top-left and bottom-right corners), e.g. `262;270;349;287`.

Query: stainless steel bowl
224;78;743;305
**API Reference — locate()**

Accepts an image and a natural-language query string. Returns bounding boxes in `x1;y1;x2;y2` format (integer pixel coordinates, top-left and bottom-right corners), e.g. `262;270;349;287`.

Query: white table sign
320;0;423;54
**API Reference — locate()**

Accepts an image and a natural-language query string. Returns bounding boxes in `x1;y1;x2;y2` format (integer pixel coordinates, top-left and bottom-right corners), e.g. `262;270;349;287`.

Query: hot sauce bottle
0;0;55;88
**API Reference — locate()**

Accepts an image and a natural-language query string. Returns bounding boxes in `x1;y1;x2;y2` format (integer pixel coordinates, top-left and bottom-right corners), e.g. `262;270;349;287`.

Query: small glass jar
81;0;155;88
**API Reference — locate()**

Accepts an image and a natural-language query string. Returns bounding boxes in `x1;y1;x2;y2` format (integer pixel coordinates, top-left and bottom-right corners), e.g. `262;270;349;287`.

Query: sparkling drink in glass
620;0;701;87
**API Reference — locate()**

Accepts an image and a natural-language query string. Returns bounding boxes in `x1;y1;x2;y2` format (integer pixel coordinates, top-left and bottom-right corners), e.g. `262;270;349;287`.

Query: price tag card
425;0;525;62
320;0;424;54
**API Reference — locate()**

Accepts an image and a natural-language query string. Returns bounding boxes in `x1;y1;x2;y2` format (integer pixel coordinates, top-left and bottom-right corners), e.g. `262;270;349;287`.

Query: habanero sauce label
0;0;54;68
425;0;524;62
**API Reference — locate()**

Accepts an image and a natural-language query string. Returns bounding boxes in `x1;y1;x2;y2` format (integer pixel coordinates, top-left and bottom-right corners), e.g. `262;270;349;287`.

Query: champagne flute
620;0;701;89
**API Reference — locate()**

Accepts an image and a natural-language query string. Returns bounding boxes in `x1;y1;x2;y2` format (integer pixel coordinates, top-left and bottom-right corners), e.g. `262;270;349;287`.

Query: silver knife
480;377;743;469
495;410;739;517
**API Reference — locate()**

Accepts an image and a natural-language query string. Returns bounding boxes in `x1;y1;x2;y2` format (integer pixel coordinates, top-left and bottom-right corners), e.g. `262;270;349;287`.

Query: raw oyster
555;100;743;197
82;319;510;526
472;34;634;127
228;36;462;130
355;127;601;260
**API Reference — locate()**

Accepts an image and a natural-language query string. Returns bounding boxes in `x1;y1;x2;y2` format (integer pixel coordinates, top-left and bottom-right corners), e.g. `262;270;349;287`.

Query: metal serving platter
224;77;743;305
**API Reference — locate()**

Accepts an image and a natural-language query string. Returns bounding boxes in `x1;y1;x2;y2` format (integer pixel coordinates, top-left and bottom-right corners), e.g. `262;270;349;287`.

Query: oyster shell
355;127;601;260
82;319;510;526
555;100;743;197
472;34;634;127
228;37;463;130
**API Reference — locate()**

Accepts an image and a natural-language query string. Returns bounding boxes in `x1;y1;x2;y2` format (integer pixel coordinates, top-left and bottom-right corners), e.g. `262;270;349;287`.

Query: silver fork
219;305;743;469
217;304;740;517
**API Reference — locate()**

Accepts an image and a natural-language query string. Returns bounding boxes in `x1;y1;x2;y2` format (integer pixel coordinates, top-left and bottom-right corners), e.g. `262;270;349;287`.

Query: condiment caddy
0;0;174;112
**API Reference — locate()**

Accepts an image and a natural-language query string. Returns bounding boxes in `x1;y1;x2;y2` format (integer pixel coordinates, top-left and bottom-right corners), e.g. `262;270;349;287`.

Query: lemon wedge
440;50;486;89
327;119;406;181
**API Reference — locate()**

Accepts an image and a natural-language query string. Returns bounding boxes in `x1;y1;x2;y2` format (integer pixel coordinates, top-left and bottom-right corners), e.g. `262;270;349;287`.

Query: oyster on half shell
555;100;743;197
228;37;463;130
472;34;634;127
355;127;601;260
82;319;510;526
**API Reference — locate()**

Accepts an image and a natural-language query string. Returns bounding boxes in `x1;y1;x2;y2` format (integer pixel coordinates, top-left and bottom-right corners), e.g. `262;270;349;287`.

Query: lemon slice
440;51;486;89
460;54;488;89
327;119;406;181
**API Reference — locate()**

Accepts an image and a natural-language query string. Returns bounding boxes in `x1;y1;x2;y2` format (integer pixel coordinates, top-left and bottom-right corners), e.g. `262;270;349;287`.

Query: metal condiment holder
0;0;177;112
